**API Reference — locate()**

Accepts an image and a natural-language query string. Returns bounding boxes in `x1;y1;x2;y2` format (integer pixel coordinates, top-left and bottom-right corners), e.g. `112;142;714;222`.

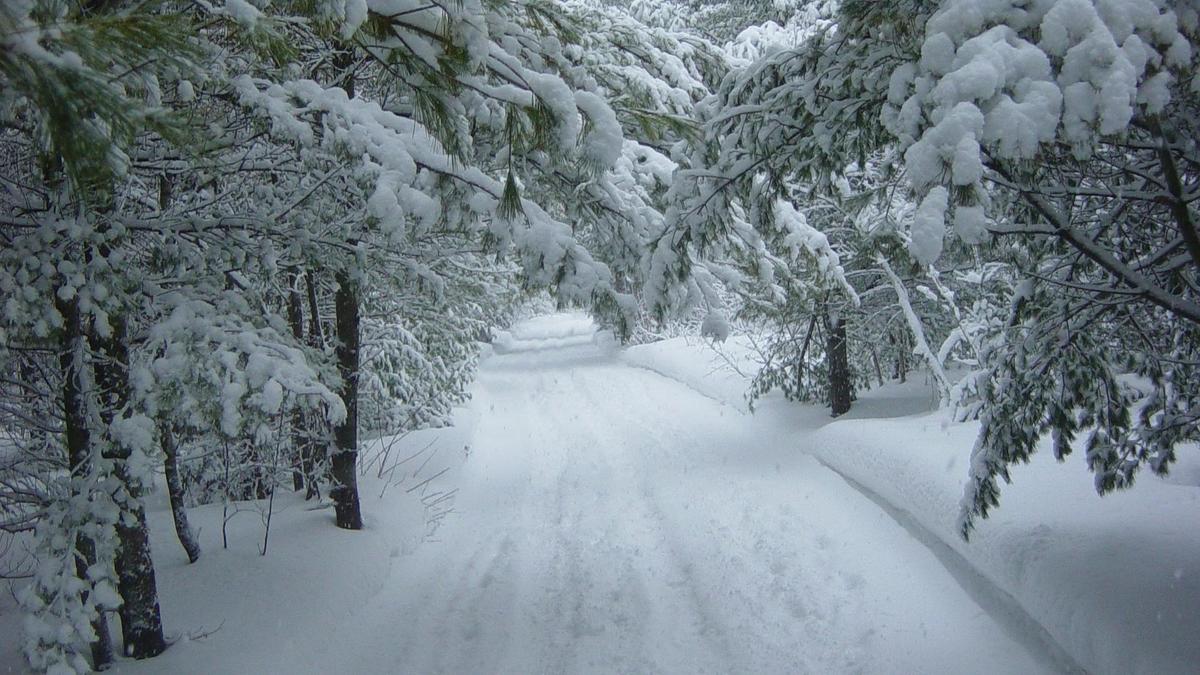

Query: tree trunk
306;269;325;349
110;462;167;658
871;345;884;387
90;317;167;659
287;273;305;492
286;270;307;493
56;294;114;671
303;270;324;500
826;311;852;417
891;331;909;383
252;461;271;501
331;271;363;530
794;312;818;400
329;47;361;527
161;422;200;564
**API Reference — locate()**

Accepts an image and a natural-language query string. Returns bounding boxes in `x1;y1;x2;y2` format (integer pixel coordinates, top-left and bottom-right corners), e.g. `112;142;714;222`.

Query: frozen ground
2;312;1194;674
621;323;1200;675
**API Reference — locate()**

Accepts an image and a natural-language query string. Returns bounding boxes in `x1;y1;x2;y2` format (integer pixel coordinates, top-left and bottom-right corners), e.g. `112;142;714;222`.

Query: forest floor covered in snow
2;313;1197;674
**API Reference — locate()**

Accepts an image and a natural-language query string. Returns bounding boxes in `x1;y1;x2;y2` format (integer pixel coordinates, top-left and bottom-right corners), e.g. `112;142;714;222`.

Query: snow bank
621;335;757;411
624;332;1200;675
620;334;938;419
0;406;476;675
811;412;1200;675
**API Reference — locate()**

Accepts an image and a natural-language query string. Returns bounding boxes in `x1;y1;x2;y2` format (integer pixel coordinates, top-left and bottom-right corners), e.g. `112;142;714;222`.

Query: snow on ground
811;416;1200;675
298;316;1056;674
621;327;1200;675
2;313;1193;674
0;418;478;674
620;334;760;412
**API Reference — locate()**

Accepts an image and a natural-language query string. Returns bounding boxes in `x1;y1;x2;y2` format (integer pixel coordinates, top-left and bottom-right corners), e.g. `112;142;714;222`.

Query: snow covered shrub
146;293;345;504
19;470;121;674
359;306;484;439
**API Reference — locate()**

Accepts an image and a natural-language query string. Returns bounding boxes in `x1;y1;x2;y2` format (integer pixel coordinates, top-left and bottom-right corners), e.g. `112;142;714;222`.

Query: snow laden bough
883;0;1200;536
232;74;636;327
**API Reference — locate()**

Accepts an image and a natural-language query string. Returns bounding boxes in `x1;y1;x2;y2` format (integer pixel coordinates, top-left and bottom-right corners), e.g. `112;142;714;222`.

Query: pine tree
878;0;1200;536
1;1;205;667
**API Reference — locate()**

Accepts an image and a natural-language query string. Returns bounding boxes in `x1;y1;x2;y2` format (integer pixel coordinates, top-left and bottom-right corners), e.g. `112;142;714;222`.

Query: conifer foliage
2;0;1197;670
659;0;1198;537
1;0;712;670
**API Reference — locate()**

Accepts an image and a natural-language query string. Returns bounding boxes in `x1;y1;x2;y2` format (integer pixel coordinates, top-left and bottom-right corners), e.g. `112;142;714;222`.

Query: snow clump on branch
885;0;1192;261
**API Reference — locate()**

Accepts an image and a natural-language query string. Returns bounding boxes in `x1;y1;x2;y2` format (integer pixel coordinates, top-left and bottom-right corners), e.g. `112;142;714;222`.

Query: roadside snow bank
624;333;1200;675
621;336;757;411
114;404;476;675
812;413;1200;675
620;335;938;419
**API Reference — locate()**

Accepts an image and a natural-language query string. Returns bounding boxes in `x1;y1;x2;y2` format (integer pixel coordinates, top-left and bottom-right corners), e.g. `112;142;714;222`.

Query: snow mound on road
492;311;604;354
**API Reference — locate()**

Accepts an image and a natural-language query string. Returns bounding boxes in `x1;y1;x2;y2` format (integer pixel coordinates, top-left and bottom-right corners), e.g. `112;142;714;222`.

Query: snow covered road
313;314;1068;674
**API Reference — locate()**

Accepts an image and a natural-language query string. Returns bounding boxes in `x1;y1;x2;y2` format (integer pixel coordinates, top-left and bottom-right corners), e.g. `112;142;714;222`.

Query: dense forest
1;0;1196;671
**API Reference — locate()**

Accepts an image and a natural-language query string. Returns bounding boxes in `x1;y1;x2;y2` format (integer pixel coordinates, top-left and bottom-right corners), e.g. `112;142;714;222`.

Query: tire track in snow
326;318;1067;675
530;365;672;673
571;365;853;672
565;366;739;672
391;369;561;674
578;361;1061;674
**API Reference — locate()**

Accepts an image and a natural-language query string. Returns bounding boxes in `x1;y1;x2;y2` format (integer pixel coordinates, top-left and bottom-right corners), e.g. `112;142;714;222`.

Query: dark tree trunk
156;164;200;563
160;422;200;563
891;331;909;383
303;270;324;500
252;462;271;500
305;269;325;349
109;462;167;658
331;271;363;530
286;270;307;493
826;312;852;417
794;313;818;400
871;345;884;387
89;317;167;659
56;294;114;671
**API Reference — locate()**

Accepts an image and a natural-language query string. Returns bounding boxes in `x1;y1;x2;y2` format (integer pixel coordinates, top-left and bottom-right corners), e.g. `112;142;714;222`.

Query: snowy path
313;315;1065;675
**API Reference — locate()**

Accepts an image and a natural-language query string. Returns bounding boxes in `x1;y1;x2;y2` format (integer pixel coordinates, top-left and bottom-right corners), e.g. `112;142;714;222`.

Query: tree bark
109;463;167;658
161;422;200;564
331;271;363;530
56;294;114;671
90;316;167;659
305;269;325;349
826;311;852;417
891;331;909;382
303;270;324;500
794;312;818;400
286;270;307;493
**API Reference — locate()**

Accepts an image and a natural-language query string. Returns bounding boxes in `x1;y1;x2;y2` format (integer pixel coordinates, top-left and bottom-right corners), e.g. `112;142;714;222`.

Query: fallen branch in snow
182;620;225;643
